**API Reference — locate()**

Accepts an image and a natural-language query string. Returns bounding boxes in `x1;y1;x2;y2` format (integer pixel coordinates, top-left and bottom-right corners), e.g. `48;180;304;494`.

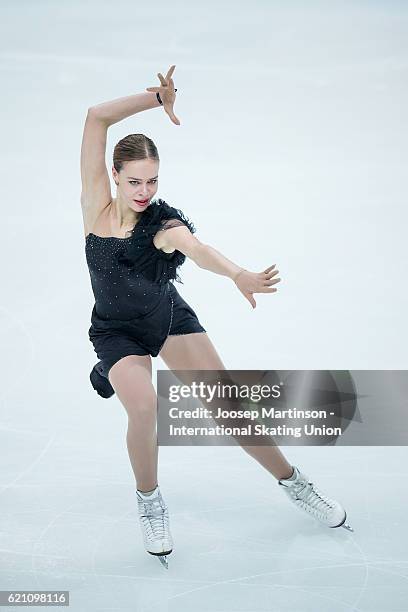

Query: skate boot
278;465;354;532
136;485;173;569
90;361;115;399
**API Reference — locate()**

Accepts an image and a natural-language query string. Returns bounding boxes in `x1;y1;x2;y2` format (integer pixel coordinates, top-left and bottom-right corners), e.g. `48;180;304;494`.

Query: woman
81;65;353;569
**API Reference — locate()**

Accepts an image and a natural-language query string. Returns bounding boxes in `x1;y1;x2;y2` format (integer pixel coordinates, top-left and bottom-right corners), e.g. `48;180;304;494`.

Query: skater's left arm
161;227;281;309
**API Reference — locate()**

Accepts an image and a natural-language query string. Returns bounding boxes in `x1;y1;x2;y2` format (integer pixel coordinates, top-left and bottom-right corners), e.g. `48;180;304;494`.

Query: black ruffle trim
116;198;197;285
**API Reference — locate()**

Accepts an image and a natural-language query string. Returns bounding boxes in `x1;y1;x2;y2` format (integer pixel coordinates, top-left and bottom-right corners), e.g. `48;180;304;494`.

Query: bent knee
108;354;152;386
115;382;157;423
126;400;157;427
108;354;156;413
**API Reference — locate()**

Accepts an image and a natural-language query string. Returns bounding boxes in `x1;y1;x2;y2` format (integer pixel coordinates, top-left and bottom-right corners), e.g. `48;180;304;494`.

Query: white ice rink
1;1;407;610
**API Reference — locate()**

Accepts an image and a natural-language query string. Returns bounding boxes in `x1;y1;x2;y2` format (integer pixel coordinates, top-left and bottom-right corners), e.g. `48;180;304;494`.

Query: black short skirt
88;283;206;377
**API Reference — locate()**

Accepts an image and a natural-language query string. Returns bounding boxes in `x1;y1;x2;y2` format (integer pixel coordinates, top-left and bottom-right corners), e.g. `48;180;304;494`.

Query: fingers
164;107;181;126
264;264;276;274
165;65;176;81
149;68;177;102
237;266;280;307
263;270;279;281
157;72;167;86
246;294;256;309
155;65;176;90
263;266;279;280
260;267;279;283
263;276;281;287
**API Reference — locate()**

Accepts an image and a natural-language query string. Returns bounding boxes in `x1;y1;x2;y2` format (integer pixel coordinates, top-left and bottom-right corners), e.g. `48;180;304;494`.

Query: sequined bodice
85;199;197;322
85;233;170;321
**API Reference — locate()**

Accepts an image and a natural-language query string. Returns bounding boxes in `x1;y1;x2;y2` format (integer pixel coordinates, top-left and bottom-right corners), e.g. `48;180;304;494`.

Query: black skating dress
85;199;206;396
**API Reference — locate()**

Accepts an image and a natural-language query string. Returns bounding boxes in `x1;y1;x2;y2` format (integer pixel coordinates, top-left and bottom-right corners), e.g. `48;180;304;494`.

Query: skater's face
113;158;159;212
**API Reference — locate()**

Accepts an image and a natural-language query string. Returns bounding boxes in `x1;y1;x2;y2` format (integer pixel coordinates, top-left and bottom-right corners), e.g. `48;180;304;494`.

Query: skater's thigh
160;332;226;371
159;332;227;389
108;354;156;421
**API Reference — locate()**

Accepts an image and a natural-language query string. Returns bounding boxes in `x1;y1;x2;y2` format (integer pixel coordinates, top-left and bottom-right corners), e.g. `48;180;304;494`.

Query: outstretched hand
146;64;180;125
234;265;281;309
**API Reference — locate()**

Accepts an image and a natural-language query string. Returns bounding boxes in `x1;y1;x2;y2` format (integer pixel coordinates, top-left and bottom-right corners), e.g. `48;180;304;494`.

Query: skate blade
148;550;172;569
341;522;354;532
157;555;168;569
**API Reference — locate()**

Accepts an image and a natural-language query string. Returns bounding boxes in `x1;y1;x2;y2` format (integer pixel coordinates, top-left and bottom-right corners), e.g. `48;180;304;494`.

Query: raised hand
146;64;180;125
234;265;281;309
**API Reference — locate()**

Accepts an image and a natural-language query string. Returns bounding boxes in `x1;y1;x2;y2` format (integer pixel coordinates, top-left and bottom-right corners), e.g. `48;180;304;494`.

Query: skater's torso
84;198;193;322
85;231;171;320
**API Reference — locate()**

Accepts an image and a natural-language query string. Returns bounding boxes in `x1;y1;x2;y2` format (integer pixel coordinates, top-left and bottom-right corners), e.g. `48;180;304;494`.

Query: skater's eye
129;179;158;185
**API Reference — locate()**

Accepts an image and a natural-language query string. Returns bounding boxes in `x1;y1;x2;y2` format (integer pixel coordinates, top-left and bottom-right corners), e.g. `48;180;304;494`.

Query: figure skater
81;65;353;569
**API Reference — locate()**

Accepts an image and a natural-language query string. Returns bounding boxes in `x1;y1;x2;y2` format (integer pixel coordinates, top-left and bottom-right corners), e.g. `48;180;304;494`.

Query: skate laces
289;479;335;520
138;493;169;542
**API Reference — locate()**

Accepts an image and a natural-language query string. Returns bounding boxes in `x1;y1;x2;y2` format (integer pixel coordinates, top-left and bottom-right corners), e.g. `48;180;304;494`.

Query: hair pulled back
113;134;159;173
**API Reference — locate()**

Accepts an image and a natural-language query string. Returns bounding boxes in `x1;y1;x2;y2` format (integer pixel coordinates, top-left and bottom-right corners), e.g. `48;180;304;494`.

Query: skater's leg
108;354;174;562
108;354;158;492
159;333;294;481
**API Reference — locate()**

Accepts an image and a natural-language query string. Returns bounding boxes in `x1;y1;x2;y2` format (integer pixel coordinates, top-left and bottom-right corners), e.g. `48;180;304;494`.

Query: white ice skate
278;466;354;532
136;485;173;569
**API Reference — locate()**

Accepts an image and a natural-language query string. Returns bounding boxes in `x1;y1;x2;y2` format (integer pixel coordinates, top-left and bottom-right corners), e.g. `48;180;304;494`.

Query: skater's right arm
80;94;160;234
81;79;178;236
80;109;112;234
